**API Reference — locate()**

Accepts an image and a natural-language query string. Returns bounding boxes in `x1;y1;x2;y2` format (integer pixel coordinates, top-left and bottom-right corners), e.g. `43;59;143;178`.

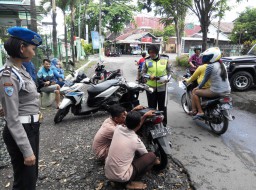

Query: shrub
82;43;93;55
176;54;189;67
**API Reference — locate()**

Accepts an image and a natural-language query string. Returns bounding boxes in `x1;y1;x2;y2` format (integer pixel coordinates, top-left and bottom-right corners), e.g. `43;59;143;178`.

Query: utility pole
216;0;223;46
99;0;102;61
30;0;37;32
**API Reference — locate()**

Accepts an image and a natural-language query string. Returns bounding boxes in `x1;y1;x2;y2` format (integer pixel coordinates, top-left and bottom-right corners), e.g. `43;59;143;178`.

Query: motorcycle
60;70;89;95
91;62;122;84
54;76;153;123
181;71;234;135
137;108;171;171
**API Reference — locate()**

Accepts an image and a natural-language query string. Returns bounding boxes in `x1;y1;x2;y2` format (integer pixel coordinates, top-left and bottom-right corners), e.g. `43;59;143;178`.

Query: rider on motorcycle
189;47;202;75
192;47;231;120
184;62;211;116
136;52;146;81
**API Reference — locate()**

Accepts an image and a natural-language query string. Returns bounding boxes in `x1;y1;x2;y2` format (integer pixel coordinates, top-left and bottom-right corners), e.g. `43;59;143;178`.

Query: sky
36;0;256;35
185;0;256;23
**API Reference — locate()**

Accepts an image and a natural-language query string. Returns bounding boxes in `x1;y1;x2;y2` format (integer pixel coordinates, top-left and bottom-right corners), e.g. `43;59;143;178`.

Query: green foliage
241;40;256;55
152;26;175;39
86;0;135;38
230;8;256;44
176;54;189;67
152;29;164;37
164;25;175;37
1;49;7;64
82;43;93;55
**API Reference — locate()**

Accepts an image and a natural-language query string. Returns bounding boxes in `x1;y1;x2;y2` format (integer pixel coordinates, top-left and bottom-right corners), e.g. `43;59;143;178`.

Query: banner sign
141;37;152;43
91;31;99;49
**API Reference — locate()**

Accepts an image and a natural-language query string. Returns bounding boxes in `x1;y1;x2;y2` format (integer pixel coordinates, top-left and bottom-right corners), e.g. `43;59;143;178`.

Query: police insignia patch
4;86;14;97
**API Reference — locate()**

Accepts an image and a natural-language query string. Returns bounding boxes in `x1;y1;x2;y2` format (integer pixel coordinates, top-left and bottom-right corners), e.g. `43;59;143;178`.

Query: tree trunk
174;19;181;56
30;0;37;32
200;14;210;51
52;0;58;58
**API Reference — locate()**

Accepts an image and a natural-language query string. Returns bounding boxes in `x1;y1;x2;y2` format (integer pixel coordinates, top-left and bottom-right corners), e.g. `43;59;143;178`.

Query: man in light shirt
92;105;127;160
105;111;157;189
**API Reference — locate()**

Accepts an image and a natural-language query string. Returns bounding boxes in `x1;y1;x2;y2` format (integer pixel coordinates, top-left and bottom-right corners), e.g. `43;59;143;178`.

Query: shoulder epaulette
0;66;24;90
145;56;151;60
160;54;169;59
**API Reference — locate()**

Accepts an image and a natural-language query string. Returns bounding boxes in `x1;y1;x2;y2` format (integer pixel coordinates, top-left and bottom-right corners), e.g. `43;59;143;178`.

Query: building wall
132;16;164;30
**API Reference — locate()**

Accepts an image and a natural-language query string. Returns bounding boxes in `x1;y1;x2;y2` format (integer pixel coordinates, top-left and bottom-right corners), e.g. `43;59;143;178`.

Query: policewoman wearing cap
141;45;172;126
0;27;42;190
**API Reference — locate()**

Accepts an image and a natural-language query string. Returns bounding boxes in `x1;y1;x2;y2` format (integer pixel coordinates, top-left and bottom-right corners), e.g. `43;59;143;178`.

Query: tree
180;0;242;51
41;0;74;62
230;7;256;44
139;0;190;56
152;26;175;41
85;0;134;42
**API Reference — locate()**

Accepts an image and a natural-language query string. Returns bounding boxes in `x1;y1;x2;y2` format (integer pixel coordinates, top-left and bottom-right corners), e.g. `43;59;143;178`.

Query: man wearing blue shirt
22;61;37;83
37;59;61;108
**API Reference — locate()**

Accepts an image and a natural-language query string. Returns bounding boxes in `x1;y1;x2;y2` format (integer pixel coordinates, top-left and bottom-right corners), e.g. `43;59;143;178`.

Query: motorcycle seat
87;79;119;96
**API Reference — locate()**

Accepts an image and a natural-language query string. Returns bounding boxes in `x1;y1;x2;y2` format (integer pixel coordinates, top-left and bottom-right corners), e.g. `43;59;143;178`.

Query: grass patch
84;61;97;73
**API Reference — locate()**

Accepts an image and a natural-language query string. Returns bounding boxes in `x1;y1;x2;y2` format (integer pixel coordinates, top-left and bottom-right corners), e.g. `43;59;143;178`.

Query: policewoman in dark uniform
142;45;172;125
0;27;42;190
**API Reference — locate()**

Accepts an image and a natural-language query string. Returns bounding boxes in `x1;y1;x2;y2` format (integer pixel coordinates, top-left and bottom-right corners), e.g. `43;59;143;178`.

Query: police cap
7;26;42;46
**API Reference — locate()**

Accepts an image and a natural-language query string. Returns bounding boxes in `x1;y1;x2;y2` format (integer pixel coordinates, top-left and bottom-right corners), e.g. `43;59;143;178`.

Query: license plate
221;103;232;110
150;126;171;139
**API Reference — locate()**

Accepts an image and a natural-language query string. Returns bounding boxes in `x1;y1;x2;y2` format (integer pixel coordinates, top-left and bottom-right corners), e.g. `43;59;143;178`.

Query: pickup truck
221;44;256;91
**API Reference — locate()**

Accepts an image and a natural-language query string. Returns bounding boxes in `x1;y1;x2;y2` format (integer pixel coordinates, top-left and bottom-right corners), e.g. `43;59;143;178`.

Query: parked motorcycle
91;62;122;84
181;72;234;135
54;77;153;123
60;70;90;95
137;108;171;171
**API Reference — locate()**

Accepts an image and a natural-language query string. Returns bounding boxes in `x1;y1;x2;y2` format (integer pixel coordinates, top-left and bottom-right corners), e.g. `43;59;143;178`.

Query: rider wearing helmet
192;47;231;119
189;47;202;75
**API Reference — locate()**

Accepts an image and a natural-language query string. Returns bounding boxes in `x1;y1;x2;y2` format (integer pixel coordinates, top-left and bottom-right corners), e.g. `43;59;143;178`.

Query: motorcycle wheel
153;140;168;171
181;93;191;114
209;114;229;135
54;106;70;124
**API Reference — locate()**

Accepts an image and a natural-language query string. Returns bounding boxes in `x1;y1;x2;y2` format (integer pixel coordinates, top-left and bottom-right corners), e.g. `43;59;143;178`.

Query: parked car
221;44;256;91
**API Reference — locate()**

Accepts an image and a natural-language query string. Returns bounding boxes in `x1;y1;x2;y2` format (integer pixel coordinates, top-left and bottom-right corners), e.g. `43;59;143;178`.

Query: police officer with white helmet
0;26;43;190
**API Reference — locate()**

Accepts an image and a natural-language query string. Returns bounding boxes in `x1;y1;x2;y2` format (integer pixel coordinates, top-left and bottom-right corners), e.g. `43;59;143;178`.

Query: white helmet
200;47;221;63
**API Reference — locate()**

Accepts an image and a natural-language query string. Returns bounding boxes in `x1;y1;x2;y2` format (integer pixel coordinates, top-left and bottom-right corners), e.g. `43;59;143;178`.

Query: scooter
60;70;89;95
91;62;122;84
137;108;171;171
181;72;235;135
54;76;153;123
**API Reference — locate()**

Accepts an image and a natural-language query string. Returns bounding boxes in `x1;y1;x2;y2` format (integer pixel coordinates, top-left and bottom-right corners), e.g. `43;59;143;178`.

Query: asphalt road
103;54;256;190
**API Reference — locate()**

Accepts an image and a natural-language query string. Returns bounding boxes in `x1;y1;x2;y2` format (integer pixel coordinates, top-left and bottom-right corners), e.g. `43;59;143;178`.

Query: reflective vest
145;56;168;87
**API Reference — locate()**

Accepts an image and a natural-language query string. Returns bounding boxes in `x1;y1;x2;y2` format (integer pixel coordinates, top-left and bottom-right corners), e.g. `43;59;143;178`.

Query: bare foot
126;181;147;189
154;157;161;165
